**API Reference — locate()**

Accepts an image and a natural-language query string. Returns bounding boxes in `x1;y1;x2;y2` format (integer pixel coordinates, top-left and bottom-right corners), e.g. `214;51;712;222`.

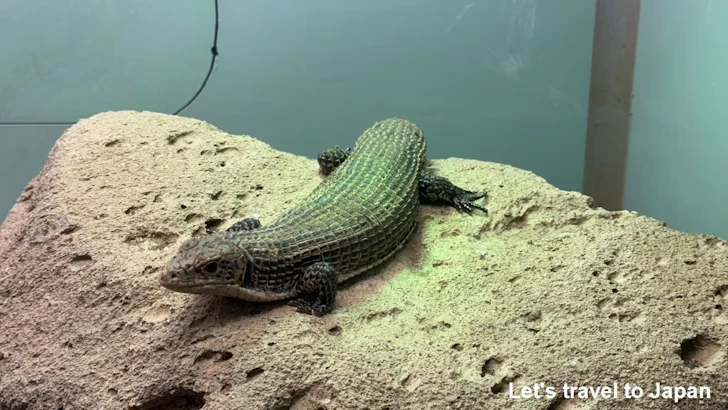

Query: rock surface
0;111;726;410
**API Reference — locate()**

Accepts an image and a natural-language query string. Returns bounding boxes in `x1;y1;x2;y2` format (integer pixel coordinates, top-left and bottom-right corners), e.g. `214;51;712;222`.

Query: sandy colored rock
0;111;726;410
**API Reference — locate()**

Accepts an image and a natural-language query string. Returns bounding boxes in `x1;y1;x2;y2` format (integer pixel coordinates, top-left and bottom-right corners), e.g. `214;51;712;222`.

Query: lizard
160;118;487;316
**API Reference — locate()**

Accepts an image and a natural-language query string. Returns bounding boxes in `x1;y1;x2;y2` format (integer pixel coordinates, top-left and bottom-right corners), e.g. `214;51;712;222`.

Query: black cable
174;0;219;115
0;0;220;126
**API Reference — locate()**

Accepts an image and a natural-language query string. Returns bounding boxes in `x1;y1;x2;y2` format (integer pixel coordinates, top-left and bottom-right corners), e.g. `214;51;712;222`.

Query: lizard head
160;233;249;294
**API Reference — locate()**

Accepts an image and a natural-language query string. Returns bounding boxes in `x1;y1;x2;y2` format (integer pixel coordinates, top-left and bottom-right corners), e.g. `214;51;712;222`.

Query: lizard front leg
317;146;352;175
204;217;261;235
288;261;338;316
226;217;261;233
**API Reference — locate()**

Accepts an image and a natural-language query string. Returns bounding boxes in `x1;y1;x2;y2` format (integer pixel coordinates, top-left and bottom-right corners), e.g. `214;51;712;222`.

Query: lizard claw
453;191;488;214
288;299;330;316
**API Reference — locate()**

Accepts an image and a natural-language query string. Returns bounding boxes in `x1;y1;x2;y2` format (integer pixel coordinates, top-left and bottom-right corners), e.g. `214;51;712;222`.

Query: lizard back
235;118;427;291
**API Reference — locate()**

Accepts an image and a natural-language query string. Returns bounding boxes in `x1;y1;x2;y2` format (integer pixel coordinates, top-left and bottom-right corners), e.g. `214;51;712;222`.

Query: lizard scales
161;118;486;315
259;117;424;280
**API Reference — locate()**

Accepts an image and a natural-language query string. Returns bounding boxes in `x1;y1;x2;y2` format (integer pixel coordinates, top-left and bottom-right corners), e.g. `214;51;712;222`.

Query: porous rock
0;111;725;410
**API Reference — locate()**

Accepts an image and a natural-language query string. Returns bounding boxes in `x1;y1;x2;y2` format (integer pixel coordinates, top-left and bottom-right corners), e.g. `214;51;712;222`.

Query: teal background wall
0;0;596;221
625;0;728;238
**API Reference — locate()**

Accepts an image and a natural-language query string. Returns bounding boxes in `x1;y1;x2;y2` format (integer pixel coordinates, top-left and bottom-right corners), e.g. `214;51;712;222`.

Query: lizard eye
203;262;218;274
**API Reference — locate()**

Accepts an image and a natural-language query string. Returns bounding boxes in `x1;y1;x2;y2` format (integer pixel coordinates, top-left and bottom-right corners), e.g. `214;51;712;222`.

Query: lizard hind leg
317;146;352;175
418;171;489;214
289;262;338;316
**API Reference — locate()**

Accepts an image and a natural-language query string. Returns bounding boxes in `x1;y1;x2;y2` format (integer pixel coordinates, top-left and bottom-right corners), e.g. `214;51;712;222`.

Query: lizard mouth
160;279;238;295
159;269;237;290
159;278;287;302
